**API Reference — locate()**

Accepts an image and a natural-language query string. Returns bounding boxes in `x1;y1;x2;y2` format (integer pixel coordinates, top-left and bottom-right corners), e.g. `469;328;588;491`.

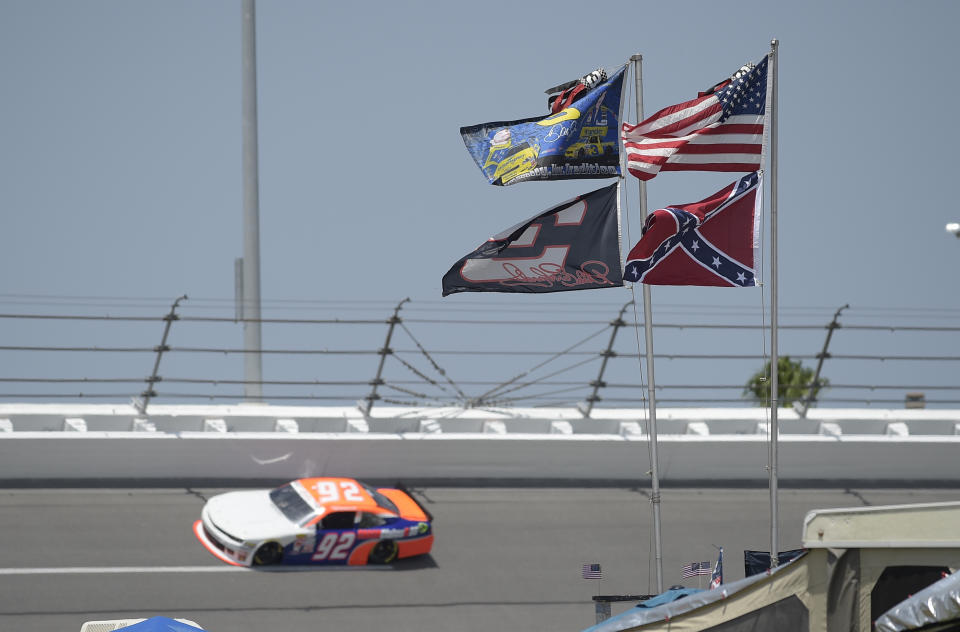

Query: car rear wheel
252;542;283;566
368;540;398;564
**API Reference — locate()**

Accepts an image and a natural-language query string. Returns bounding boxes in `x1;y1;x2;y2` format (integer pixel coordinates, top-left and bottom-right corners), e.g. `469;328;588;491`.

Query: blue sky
2;1;958;409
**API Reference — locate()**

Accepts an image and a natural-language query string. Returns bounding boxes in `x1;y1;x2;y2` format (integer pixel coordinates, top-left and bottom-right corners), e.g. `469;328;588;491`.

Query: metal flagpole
768;38;780;569
241;0;264;401
630;53;664;593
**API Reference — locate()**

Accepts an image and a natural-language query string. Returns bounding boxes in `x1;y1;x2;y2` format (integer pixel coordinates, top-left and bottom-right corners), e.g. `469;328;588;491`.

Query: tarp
582;556;806;632
581;552;810;632
635;588;704;608
874;569;960;632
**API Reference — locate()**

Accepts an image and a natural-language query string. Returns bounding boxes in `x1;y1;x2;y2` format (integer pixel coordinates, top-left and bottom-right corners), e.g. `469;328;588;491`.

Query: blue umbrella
117;617;205;631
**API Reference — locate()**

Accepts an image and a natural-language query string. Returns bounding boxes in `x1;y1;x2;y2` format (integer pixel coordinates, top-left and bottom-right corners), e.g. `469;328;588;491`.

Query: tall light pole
946;222;960;238
240;0;263;401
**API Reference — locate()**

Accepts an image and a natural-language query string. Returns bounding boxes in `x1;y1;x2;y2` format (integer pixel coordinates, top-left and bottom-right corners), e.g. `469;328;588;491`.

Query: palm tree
743;356;828;407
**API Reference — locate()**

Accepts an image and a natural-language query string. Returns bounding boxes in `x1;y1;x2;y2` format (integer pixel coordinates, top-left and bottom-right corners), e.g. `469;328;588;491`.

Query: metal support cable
3;343;957;362
475;325;610;402
1;391;959;405
0;346;157;352
398;321;467;400
2;311;960;332
389;353;456;396
476;356;600;405
381;382;446;403
379;397;426;407
2;377;955;391
489;384;592;405
3;377;952;394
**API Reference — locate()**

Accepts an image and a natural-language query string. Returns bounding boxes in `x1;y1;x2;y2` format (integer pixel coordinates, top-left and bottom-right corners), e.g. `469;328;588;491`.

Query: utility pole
240;0;263;401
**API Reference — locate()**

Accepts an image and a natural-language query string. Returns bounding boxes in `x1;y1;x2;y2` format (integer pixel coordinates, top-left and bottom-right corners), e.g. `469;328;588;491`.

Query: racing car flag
710;548;724;589
460;66;625;186
623;171;761;287
621;57;768;181
442;183;623;296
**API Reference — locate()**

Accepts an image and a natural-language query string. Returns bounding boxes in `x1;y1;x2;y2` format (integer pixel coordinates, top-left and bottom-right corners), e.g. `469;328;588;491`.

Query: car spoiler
394;482;434;522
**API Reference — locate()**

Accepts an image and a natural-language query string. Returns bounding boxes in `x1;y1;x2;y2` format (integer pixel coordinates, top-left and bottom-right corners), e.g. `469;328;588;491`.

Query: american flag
681;561;712;578
621;56;768;181
582;563;603;579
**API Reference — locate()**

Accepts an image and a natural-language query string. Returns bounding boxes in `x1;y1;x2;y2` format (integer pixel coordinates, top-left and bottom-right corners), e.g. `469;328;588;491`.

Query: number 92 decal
312;532;356;561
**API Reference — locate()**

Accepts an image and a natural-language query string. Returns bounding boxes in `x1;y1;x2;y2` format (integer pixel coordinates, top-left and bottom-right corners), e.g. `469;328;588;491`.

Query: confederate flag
623;172;761;287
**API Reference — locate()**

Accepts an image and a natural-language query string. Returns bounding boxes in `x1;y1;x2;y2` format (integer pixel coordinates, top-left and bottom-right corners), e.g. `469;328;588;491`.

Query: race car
564;135;616;159
491;140;540;184
193;477;433;567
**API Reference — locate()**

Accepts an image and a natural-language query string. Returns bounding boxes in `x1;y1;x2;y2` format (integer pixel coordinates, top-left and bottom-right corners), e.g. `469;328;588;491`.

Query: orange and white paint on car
192;520;245;567
297;478;381;513
347;540;379;565
379;488;430;522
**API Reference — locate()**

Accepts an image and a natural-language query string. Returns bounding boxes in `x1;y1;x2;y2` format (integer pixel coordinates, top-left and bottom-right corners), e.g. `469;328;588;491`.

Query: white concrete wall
0;403;958;484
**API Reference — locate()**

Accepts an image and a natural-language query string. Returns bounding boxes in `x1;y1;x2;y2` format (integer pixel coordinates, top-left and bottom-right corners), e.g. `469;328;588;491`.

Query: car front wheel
368;540;398;564
252;542;283;566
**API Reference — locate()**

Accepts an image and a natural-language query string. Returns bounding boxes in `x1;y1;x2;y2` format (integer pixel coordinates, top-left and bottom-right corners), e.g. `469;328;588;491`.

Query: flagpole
631;52;664;594
768;38;780;569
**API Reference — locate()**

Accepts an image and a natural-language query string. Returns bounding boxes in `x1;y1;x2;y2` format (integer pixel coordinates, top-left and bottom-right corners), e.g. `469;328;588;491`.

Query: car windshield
360;482;398;515
269;484;315;524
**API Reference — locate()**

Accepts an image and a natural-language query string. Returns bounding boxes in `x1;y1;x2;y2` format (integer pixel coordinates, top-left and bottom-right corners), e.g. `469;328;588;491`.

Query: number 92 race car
193;477;433;567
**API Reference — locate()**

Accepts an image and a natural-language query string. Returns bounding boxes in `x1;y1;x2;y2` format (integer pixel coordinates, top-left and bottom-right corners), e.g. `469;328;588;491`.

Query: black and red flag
442;183;623;296
623;171;762;287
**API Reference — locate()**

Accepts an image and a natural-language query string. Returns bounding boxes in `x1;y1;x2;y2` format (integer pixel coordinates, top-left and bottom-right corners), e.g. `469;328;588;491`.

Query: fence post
796;303;848;417
360;297;409;416
579;301;633;418
135;295;187;415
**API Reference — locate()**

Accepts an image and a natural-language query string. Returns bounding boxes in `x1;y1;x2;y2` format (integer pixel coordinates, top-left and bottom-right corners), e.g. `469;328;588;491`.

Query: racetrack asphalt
1;486;958;631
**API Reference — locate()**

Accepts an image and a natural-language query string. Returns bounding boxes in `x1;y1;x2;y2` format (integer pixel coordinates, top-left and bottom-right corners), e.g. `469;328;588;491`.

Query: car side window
320;511;355;530
356;512;386;528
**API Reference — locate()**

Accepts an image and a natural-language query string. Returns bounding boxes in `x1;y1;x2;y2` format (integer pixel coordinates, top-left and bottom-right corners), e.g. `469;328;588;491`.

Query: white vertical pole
768;39;780;569
242;0;263;401
630;53;664;594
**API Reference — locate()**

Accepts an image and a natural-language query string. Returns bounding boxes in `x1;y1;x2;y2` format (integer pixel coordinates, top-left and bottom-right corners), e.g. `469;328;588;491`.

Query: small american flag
582;563;602;579
621;56;768;181
681;561;712;578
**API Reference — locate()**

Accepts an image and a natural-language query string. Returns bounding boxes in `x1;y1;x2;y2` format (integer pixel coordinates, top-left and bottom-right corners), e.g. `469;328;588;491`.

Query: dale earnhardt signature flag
442;183;623;295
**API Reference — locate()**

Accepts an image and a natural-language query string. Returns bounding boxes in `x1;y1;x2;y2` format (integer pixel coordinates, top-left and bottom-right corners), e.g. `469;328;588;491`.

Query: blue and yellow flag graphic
460;66;625;186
